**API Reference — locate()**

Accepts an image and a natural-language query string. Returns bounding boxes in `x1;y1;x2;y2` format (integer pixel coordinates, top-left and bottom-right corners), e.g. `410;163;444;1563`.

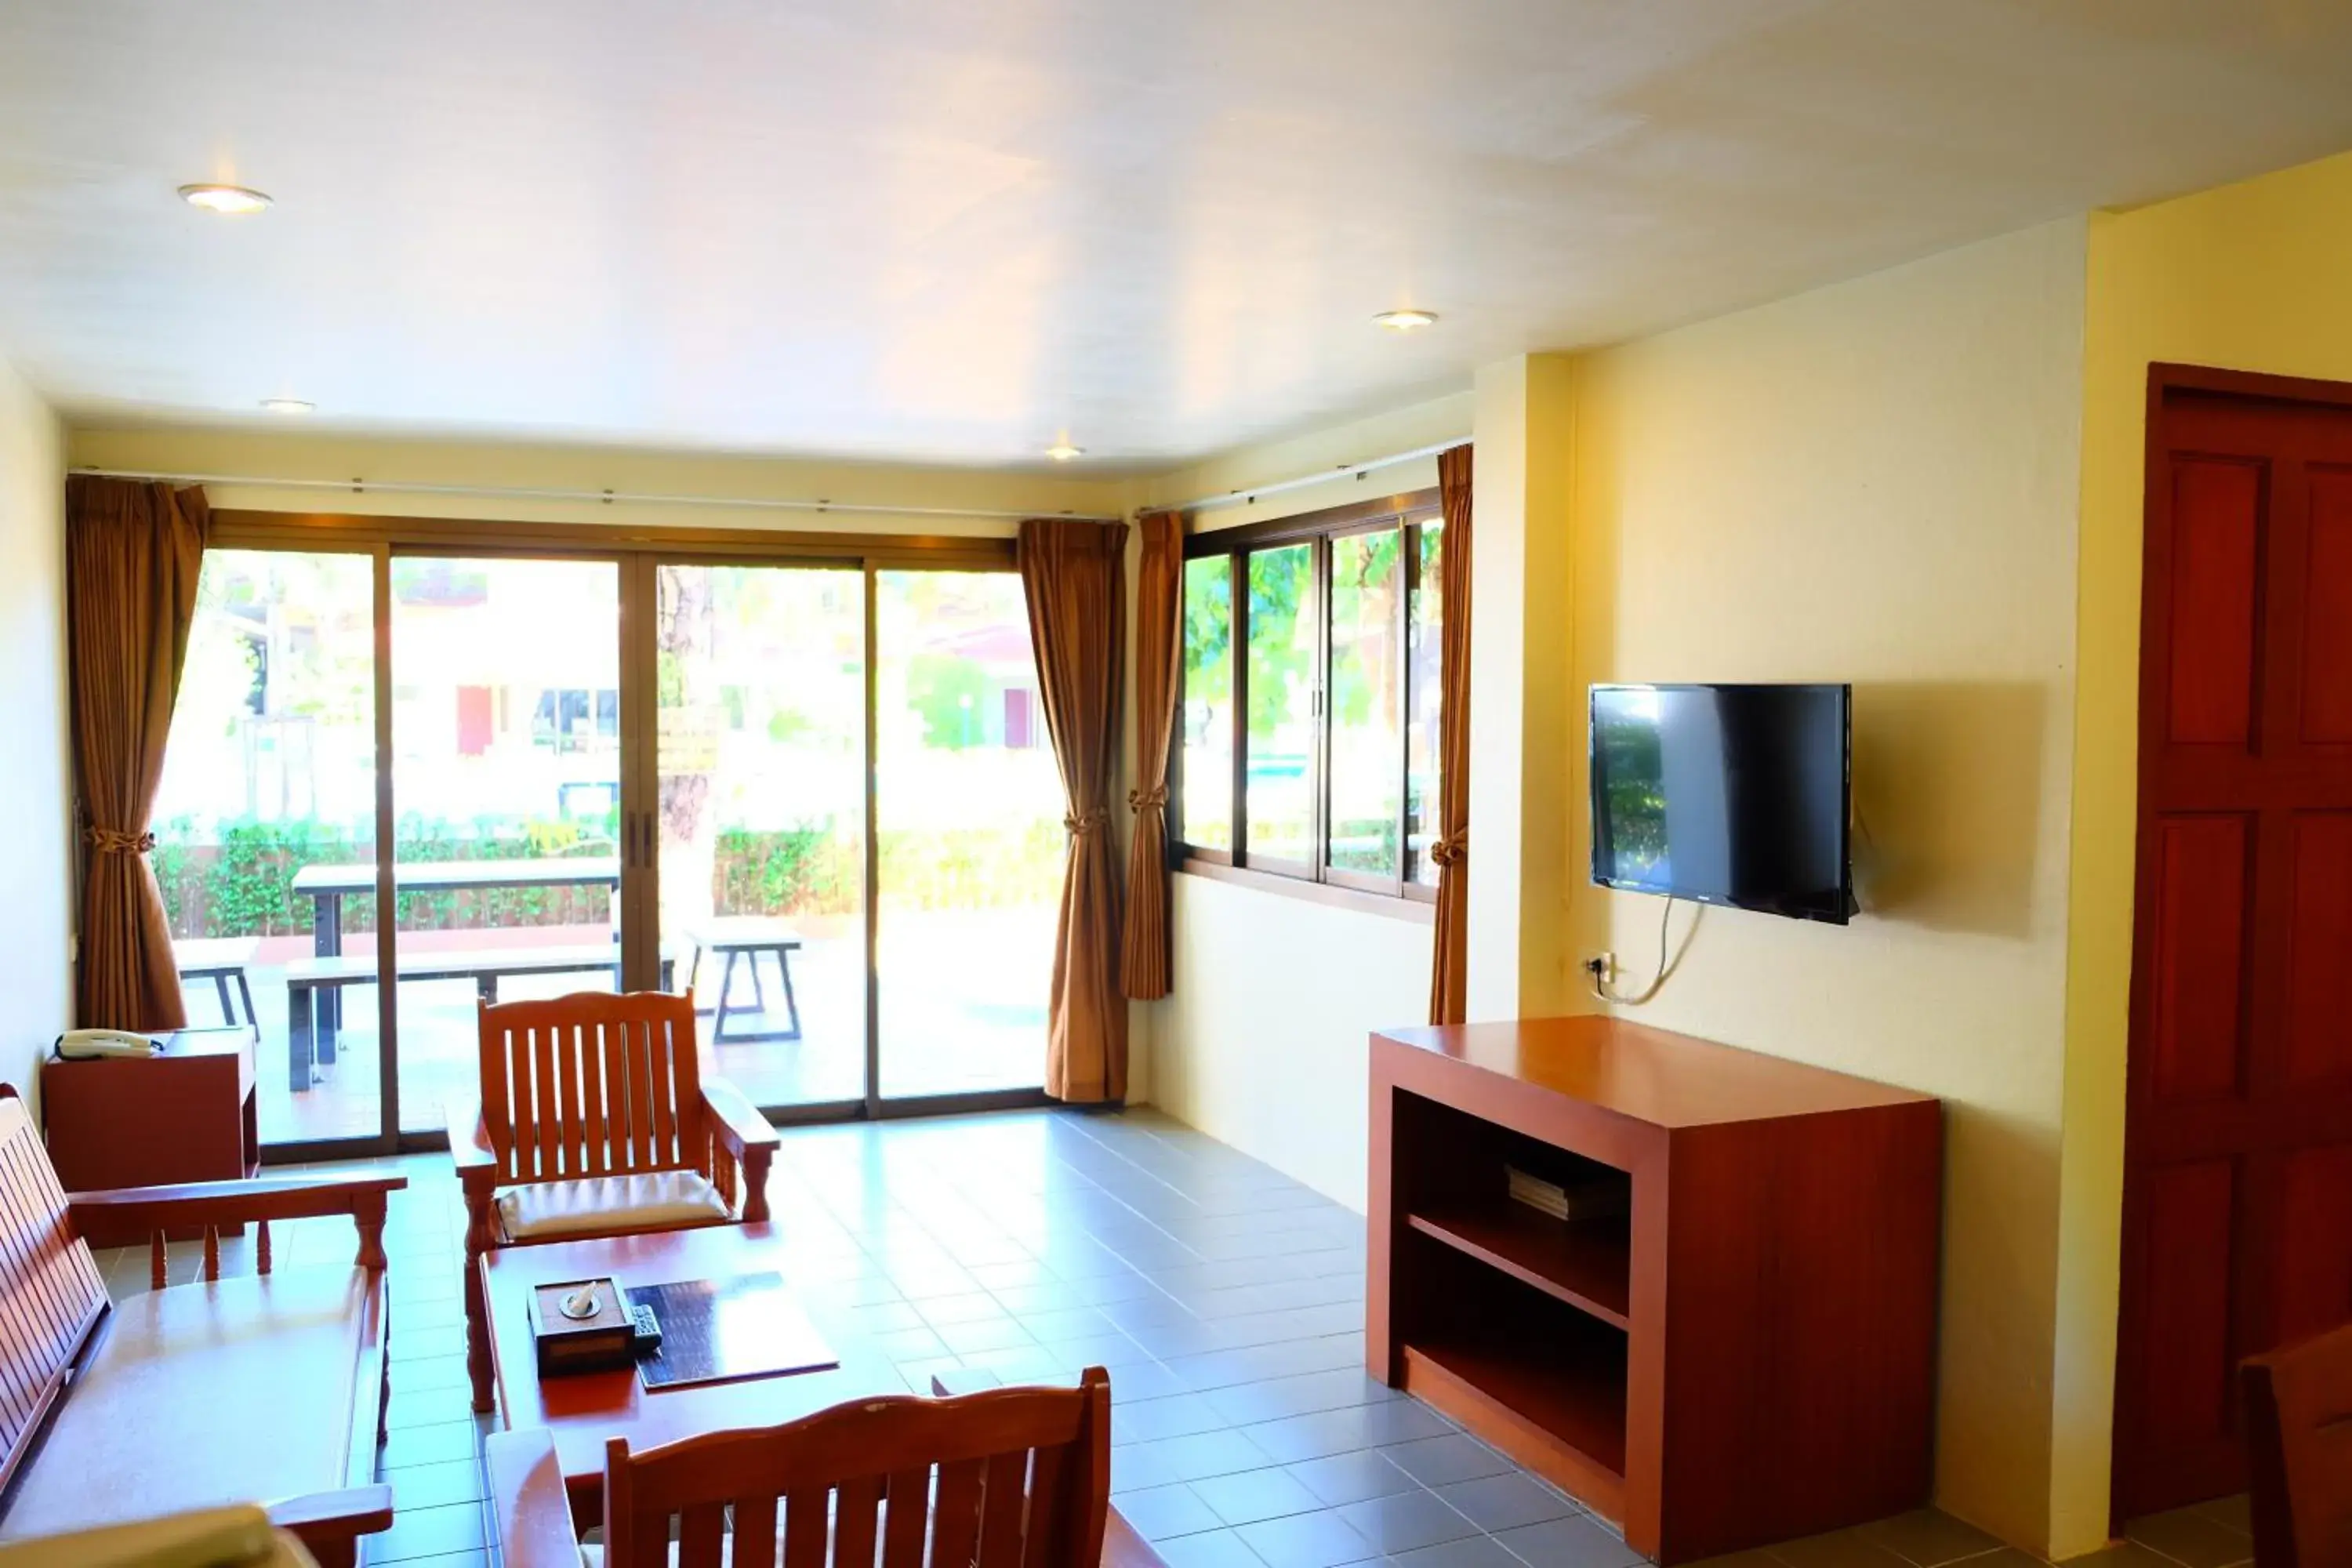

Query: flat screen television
1589;682;1853;925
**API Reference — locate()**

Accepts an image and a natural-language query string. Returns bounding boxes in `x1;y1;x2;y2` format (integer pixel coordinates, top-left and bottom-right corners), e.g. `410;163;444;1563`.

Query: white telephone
54;1029;164;1060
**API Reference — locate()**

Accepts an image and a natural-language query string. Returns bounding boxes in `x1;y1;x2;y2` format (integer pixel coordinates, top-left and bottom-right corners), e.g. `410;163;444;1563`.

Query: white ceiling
5;1;2352;470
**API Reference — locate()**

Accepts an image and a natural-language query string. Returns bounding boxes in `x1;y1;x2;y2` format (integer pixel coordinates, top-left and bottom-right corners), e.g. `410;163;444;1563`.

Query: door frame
207;510;1053;1160
2111;361;2352;1523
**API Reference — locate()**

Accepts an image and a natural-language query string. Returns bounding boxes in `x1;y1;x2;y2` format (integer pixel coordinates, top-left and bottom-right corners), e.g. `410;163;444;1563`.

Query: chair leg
234;970;256;1030
463;1186;496;1414
289;984;314;1089
775;946;802;1042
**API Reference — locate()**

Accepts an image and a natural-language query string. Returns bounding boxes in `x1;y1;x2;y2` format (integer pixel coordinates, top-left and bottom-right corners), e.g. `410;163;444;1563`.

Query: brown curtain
1428;445;1473;1026
1019;517;1131;1102
1122;512;1181;1001
67;477;210;1031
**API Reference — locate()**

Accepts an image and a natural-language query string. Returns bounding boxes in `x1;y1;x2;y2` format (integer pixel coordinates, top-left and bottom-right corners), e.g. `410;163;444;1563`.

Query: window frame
1175;487;1443;904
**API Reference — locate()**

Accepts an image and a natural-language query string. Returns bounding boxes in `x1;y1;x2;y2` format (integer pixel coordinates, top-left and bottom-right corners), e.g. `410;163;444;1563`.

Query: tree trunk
655;567;719;961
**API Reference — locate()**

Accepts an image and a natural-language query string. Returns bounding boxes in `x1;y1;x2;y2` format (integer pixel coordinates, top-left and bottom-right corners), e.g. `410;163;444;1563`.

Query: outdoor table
288;857;622;1059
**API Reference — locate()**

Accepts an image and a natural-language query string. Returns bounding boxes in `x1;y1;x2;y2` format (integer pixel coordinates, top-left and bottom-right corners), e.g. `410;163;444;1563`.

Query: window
1176;491;1445;898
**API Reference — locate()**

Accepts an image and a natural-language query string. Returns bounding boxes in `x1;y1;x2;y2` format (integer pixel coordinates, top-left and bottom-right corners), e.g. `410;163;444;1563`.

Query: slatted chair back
2242;1321;2352;1568
604;1368;1112;1568
477;993;709;1186
0;1088;110;1496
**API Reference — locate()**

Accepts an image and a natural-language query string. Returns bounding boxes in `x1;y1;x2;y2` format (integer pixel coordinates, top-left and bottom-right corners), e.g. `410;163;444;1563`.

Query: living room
2;6;2350;1567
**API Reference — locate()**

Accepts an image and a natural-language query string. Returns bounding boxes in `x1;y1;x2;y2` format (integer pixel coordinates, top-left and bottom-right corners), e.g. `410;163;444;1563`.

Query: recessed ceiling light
179;183;272;216
1045;441;1084;462
260;398;314;414
1374;309;1439;331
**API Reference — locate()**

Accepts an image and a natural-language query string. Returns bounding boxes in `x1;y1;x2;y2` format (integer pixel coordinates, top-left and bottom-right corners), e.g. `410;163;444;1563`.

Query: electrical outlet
1584;951;1616;985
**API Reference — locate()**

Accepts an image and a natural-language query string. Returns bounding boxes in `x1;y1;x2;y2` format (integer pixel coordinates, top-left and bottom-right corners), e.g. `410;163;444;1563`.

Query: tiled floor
95;1109;2254;1568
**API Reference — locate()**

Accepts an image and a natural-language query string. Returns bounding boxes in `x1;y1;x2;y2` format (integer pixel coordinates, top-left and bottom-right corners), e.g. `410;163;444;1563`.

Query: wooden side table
42;1027;260;1246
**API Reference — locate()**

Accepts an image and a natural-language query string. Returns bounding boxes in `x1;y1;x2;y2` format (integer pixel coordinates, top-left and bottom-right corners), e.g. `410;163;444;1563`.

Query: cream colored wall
1134;394;1468;1203
0;357;71;1107
1569;220;2089;1552
2060;143;2352;1556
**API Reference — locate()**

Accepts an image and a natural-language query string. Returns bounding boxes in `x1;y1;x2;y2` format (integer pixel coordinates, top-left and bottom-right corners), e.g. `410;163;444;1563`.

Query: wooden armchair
0;1087;405;1568
453;991;779;1413
488;1367;1171;1567
2241;1321;2352;1568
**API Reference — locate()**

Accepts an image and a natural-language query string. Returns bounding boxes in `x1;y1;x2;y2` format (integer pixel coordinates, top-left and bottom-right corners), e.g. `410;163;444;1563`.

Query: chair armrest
445;1094;500;1181
700;1077;777;1224
68;1172;405;1231
701;1077;779;1156
1104;1508;1169;1568
267;1483;395;1537
485;1428;583;1568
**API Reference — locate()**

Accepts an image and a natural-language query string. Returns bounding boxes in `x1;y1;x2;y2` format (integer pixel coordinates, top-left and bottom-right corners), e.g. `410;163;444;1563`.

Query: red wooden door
2117;368;2352;1519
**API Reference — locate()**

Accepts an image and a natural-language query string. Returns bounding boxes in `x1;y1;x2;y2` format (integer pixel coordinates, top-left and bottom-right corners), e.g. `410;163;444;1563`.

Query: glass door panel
653;563;867;1109
1327;528;1403;882
389;557;624;1135
1245;543;1316;866
875;570;1057;1100
155;549;379;1147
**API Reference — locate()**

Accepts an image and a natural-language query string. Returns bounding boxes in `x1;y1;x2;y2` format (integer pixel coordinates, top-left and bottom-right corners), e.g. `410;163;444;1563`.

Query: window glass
1327;528;1403;877
1408;519;1445;886
1179;556;1234;850
1244;544;1316;863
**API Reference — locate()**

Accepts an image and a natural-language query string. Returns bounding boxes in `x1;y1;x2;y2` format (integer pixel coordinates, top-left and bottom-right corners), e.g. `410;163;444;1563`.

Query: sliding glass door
651;563;866;1110
157;532;1054;1153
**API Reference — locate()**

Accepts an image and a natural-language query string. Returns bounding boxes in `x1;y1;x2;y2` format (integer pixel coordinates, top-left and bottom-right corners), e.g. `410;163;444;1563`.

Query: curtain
67;476;209;1031
1428;445;1473;1026
1121;512;1181;1001
1019;517;1131;1102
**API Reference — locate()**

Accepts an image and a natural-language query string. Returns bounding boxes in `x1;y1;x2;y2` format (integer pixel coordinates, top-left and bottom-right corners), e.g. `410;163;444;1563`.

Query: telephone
54;1029;164;1060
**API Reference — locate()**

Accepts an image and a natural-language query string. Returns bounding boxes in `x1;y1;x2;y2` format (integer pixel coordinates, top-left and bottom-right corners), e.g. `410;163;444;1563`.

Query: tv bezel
1587;681;1854;926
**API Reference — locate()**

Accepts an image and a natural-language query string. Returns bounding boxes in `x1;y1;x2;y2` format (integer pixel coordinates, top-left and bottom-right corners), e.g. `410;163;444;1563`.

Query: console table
1368;1016;1942;1565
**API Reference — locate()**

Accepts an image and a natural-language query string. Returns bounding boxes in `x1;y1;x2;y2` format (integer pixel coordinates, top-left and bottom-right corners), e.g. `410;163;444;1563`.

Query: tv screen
1589;683;1853;924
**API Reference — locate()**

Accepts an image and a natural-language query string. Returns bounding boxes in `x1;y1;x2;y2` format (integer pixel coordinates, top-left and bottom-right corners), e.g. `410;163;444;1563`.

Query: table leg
213;973;235;1028
234;970;256;1031
715;949;740;1043
774;946;802;1042
311;893;342;1061
289;983;314;1089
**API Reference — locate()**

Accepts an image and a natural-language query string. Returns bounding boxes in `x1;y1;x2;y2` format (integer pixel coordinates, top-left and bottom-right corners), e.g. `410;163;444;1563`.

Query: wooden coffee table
480;1222;1169;1566
479;1222;904;1519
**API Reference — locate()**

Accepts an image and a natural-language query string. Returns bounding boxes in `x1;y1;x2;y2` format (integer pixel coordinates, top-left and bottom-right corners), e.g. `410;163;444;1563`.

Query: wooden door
2117;367;2352;1519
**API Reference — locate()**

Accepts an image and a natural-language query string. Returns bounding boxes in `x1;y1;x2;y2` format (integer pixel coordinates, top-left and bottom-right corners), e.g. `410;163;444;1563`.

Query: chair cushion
0;1268;376;1544
496;1171;731;1242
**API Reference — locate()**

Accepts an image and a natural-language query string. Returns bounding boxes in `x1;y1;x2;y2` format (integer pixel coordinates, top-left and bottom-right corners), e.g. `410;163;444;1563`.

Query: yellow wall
1134;393;1468;1203
1570;219;2089;1552
0;357;71;1106
2060;143;2352;1555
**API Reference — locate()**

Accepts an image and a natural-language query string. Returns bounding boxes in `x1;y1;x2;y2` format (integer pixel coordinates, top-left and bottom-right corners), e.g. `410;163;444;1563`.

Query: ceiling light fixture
1045;441;1084;462
179;183;273;215
260;398;314;414
1374;309;1439;331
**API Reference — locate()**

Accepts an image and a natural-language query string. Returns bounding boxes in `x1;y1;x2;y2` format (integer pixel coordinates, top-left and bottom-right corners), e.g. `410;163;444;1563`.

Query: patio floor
178;910;1053;1146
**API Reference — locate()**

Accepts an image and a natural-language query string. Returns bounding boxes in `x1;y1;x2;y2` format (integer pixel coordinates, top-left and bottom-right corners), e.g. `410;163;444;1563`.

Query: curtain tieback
1127;786;1169;813
1064;806;1112;836
84;825;157;855
1430;830;1468;868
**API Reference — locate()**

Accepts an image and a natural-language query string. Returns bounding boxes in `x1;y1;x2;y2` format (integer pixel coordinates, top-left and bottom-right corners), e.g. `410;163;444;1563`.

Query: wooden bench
0;1086;405;1568
176;936;259;1028
682;918;804;1044
285;943;672;1088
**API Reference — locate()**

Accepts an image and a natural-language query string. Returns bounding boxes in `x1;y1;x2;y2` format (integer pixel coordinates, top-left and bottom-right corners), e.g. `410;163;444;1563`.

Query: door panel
2164;457;2263;746
2150;815;2251;1103
2118;376;2352;1517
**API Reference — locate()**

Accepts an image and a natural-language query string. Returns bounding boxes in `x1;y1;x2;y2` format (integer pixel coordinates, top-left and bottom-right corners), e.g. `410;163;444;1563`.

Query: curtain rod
65;466;1123;524
1166;439;1462;516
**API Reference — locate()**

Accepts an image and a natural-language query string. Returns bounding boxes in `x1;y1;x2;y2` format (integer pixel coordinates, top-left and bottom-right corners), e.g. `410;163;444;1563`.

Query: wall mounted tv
1589;682;1853;925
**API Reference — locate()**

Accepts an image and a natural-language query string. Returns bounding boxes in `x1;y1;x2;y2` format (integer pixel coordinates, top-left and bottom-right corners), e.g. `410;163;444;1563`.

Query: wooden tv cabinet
1368;1016;1942;1565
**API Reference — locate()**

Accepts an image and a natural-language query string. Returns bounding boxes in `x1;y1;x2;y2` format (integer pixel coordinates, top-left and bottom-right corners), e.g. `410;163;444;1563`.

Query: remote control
628;1301;662;1353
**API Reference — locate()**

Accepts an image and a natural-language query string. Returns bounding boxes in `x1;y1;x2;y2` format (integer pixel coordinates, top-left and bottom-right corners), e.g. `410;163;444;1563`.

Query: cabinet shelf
1406;1203;1631;1329
1403;1334;1628;1481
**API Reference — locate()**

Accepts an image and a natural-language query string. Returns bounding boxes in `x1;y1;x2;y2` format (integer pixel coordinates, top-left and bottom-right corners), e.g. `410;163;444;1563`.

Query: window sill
1176;857;1436;924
